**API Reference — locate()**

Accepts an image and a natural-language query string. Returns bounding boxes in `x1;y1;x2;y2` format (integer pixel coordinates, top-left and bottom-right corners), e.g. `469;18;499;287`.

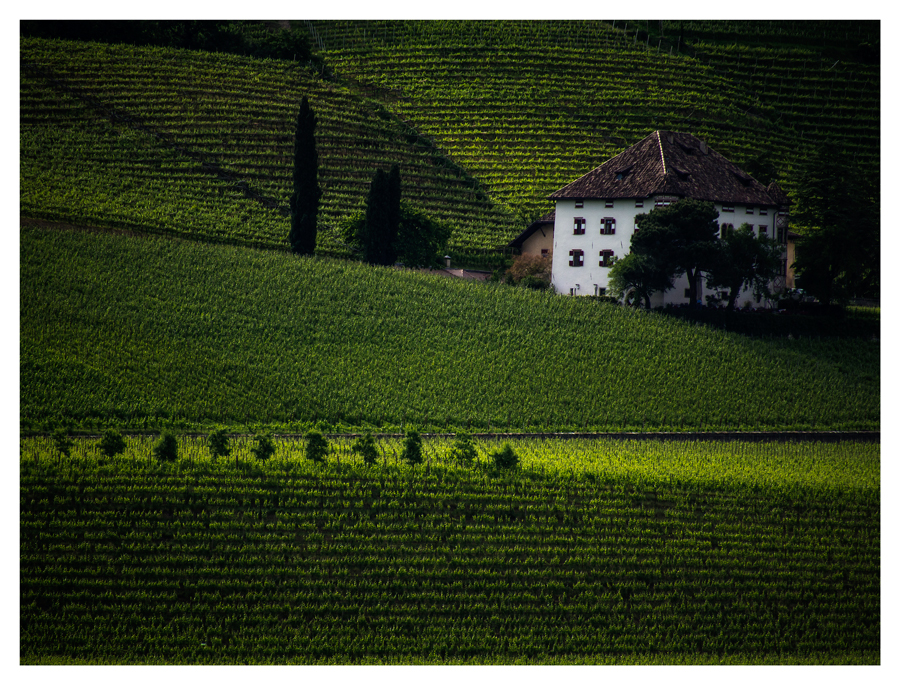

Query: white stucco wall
550;197;783;307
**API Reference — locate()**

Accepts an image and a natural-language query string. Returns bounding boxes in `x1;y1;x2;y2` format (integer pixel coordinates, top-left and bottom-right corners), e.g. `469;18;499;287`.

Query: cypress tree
362;164;402;266
386;164;401;264
288;96;322;255
362;168;390;264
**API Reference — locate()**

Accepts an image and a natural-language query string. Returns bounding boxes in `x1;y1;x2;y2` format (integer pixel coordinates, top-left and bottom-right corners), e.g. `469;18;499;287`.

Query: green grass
20;435;879;664
21;226;879;434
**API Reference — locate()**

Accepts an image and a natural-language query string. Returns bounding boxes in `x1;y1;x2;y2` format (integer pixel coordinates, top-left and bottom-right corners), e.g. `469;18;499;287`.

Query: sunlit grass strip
20;436;879;664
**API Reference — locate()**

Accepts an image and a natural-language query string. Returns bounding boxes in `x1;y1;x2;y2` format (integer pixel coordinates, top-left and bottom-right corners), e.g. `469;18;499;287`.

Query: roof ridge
655;130;667;177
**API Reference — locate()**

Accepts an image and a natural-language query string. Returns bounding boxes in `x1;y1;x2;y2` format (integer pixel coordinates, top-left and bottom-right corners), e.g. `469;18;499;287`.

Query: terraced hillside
20;37;519;253
311;19;879;224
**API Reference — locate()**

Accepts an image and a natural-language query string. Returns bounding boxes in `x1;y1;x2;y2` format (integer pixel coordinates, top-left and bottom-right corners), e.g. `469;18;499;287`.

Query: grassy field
21;225;880;435
20;434;879;664
19;21;881;666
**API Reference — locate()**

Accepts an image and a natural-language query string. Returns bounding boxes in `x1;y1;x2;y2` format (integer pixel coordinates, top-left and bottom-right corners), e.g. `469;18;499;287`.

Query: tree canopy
790;146;879;305
705;223;783;310
610;199;720;307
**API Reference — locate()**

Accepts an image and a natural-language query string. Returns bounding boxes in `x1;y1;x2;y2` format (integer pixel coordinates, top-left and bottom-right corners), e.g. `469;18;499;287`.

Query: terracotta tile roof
550;131;785;207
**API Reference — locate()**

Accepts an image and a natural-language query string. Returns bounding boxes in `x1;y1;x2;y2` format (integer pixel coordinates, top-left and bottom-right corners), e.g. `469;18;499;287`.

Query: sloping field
20;435;879;664
20;37;518;253
20;225;879;434
313;19;879;223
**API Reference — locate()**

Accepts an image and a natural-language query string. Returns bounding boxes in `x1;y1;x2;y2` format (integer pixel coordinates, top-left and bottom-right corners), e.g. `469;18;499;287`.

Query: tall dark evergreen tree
288;96;322;255
362;164;402;265
386;164;402;263
362;168;389;264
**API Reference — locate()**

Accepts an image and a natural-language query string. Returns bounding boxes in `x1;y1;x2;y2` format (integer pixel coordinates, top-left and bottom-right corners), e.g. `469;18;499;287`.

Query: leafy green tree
153;431;178;462
340;201;451;268
352;432;380;466
396;202;452;267
450;432;477;466
631;199;720;307
401;430;423;465
208;428;231;462
608;251;673;308
288;96;322;255
305;431;329;463
98;429;126;459
705;223;784;310
490;443;518;470
251;433;276;461
790;146;879;305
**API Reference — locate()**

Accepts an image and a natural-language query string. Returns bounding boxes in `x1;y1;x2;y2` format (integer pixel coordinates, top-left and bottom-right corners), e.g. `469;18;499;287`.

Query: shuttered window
568;249;584;267
573;217;586;235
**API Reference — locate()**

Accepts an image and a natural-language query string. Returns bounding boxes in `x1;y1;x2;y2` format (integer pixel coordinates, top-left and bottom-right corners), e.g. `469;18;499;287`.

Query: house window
575;200;583;208
722;205;734;213
758;225;768;237
777;226;785;243
600;217;616;235
599;249;615;267
573;217;586;235
605;199;614;208
720;223;733;238
568;249;584;267
759;208;768;216
540;248;549;257
635;199;644;208
746;206;754;214
594;285;607;296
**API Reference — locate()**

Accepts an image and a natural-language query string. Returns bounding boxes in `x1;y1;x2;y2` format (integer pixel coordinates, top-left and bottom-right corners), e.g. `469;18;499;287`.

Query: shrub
98;429;126;459
491;443;518;470
53;429;72;464
153;431;178;462
251;433;276;461
352;432;379;466
305;431;329;463
401;430;423;465
506;253;551;285
519;274;550;290
450;432;477;465
208;428;231;461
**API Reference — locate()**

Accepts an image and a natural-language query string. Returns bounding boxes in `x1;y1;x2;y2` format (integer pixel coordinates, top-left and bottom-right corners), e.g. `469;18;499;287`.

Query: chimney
700;141;708;154
444;255;451;268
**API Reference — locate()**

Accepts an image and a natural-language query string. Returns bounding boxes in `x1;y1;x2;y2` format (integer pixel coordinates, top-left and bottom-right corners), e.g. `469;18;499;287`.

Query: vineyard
20;434;879;664
20;21;879;254
20;36;518;254
21;226;880;434
19;21;880;666
311;19;879;224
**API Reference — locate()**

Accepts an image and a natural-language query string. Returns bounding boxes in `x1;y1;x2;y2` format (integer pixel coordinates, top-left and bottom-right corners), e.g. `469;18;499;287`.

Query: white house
511;131;791;307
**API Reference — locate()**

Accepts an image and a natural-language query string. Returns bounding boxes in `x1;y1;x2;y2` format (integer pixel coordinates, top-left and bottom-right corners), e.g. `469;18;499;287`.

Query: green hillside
21;225;879;434
312;19;879;223
20;36;518;255
21;20;879;252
